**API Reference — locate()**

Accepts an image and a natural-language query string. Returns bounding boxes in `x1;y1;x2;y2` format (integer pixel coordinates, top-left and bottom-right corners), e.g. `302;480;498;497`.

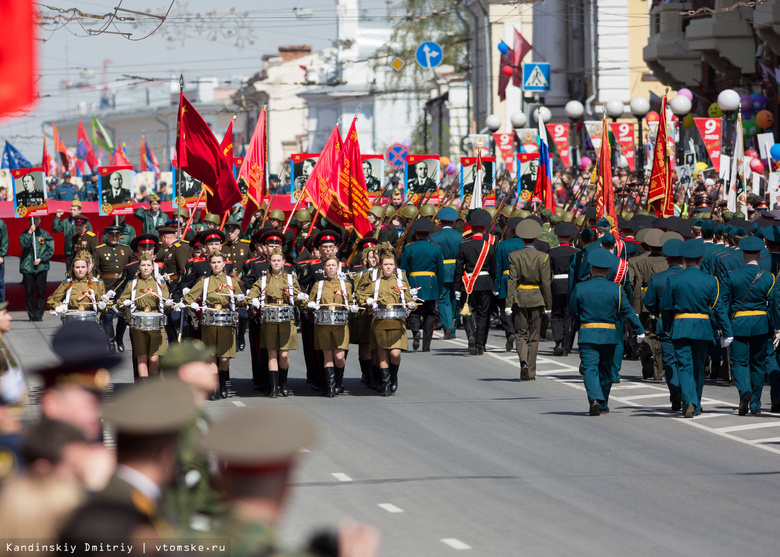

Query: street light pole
565;100;585;173
605;99;624;169
630;97;650;183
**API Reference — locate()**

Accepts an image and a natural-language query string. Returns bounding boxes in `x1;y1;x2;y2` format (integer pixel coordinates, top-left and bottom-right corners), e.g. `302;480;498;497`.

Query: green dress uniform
46;276;106;312
52;215;92;263
247;272;303;350
722;261;775;414
71;230;99;258
116;277;171;356
224;238;253;270
19;227;55;321
94;242;132;283
183;273;245;358
134;207;169;236
628;238;667;380
660;250;732;416
429;224;463;338
360;270;414;351
157;240;191;284
494;236;524;343
399;237;445;351
311;277;353;350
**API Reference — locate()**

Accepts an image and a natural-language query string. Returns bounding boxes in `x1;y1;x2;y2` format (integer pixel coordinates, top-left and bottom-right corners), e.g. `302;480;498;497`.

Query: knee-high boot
269;370;279;398
361;359;374;389
115;319;127;353
279;368;289;397
372;365;382;392
236;315;247;352
335;366;345;394
379;366;391;397
389;362;399;394
323;366;336;398
104;325;116;354
218;370;229;399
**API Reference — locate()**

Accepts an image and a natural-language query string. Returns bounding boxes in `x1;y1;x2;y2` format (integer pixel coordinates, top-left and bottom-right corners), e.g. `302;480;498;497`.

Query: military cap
676;222;694;239
764;226;780;243
660;231;683;245
223;221;241;230
160;340;215;374
589;249;617;270
71;199;81;208
156;225;178;235
202;229;226;244
554;222;577;238
304;234;318;253
516;219;542;240
419;204;437;218
411;219;436;233
550;214;562;226
263;230;285;245
315;230;341;246
102;380;197;435
739;236;765;253
700;219;715;234
506;217;522;232
680;238;705;259
540;208;553;222
251;227;271;245
437;206;458;221
468;209;492;227
50;177;60;186
130;234;159;252
501;205;514;218
644;228;664;248
580;227;595;243
635;228;650;244
172;208;188;219
104;225;121;235
600;232;616;247
751;224;765;239
73;215;89;224
585;207;598;220
200;406;317;470
731;226;748;238
268;209;286;222
526;215;543;226
149;194;160;203
189;231;203;249
63;171;71;178
617;216;631;230
295;209;313;222
754;199;769;210
513;209;531;219
595;217;611;229
662;238;683;258
561;211;574;223
715;223;726;236
357;237;380;251
202;213;221;226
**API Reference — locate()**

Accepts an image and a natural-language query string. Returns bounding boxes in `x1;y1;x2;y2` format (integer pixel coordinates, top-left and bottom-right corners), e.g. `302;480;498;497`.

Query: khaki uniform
157;241;191;282
116;277;170;356
223;238;253;271
358;270;414;350
94;242;132;282
46;277;106;311
312;277;353;350
183;274;244;358
71;230;99;258
247;272;303;350
629;251;667;380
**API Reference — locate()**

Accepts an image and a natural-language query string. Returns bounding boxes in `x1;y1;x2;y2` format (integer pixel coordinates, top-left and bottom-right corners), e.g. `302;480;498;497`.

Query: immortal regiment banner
361;154;384;201
11;167;47;217
610;122;636;171
545;123;570;168
647;98;675;217
492;133;516;174
460;156;496;205
98;165;134;216
694;117;722;173
515;128;538;153
339;118;372;238
290;153;320;202
404;154;440;202
239;108;267;232
517;153;540;204
727;112;746;212
584;120;604;152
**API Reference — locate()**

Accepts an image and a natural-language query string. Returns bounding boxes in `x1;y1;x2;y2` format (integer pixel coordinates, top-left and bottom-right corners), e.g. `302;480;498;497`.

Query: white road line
298;448;310;453
620;393;671;401
232;400;246;407
755;437;780;444
440;538;472;550
378;503;404;513
715;422;780;434
332;473;352;482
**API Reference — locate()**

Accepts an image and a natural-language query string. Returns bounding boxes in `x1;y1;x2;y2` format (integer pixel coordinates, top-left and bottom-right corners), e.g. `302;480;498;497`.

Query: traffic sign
415;41;443;69
522;63;551;92
390;57;405;72
386;143;409;168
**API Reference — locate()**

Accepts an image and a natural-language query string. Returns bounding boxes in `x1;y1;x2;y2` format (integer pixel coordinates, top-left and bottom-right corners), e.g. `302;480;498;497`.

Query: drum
373;307;407;320
200;309;238;327
314;308;349;326
262;305;295;323
129;311;166;331
61;310;98;324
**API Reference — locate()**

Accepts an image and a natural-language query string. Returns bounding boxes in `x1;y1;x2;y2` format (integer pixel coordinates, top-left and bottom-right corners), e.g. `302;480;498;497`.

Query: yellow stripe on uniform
443;259;456;264
517;285;539;289
581;323;616;329
410;271;435;277
502;270;509;275
732;310;767;318
674;313;709;319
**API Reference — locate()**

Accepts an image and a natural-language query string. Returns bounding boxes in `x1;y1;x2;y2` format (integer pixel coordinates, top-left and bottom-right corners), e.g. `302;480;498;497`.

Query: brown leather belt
100;273;119;279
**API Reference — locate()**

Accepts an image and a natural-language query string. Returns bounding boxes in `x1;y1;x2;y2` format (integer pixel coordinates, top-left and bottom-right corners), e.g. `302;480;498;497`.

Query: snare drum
373;307;407;320
61;310;98;324
314;308;349;326
129;311;166;331
200;309;239;327
262;305;295;323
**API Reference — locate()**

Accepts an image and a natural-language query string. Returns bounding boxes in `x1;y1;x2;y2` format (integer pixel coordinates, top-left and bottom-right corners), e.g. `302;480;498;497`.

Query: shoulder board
173;242;181;247
189;257;205;262
97;244;106;248
86;231;96;237
240;239;251;244
246;257;260;263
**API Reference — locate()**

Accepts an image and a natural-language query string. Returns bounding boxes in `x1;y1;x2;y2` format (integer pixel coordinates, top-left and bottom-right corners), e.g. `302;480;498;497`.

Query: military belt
731;310;767;318
410;271;435;277
100;273;119;279
502;270;509;275
169;275;179;281
443;259;456;264
553;274;567;280
674;313;709;319
517;285;539;290
580;323;615;329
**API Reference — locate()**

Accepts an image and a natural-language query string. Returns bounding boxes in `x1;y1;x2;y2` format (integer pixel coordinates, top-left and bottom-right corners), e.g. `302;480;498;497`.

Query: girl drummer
182;251;245;400
248;248;307;398
309;255;358;398
47;250;107;316
116;253;173;380
359;248;416;396
351;238;381;390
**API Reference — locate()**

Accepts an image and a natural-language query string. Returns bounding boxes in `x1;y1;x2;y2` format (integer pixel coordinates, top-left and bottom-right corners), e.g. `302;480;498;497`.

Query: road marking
232;400;246;407
332;473;352;482
620;393;671;401
715;422;780;434
299;448;310;453
755;437;780;444
441;538;471;550
378;503;404;513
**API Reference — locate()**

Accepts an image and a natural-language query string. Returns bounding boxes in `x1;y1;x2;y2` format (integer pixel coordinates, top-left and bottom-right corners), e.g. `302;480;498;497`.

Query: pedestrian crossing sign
522;63;551;92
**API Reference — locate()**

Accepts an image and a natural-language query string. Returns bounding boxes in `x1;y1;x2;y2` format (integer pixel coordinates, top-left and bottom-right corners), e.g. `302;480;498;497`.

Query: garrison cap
589;249;617;270
160;340;215;373
580;227;595;243
200;406;318;472
680;238;705;259
764;225;780;243
70;198;80;207
437;206;458;221
149;194;160;203
102;380;197;434
660;231;683;245
202;229;226;244
411;219;436;233
131;234;159;252
315;230;341;246
700;219;715;234
662;238;683;258
731;226;748;238
595;217;611;228
554;222;577;238
516;219;542;240
468;209;491;227
739;236;765;253
644;228;664;248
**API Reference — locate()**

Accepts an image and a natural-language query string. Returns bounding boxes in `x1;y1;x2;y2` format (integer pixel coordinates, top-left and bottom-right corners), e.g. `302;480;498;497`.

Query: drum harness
62;278;98;312
316;276;350;308
128;277;165;314
259;273;296;307
372;269;408;315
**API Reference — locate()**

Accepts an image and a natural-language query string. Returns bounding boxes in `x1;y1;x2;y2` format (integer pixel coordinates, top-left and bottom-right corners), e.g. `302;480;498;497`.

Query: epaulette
173;242;181;247
240;238;251;244
188;257;205;262
97;244;106;248
86;231;96;237
246;256;260;263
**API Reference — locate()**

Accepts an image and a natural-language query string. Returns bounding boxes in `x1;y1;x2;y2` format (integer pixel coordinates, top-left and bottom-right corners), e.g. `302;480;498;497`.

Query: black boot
372;365;382;392
219;370;229;399
209;385;219;401
379;366;392;396
553;341;563;356
335;366;345;394
279;368;289;397
104;326;116;354
115;320;127;353
389;362;399;394
269;370;279;398
361;360;374;389
323;366;336;398
236;316;247;351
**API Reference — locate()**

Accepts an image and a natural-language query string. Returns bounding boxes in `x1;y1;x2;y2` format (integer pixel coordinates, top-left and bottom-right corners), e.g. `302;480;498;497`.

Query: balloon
739;94;753;111
440;156;449;166
446;161;458;175
771;144;780;161
745;149;759;158
757;110;774;129
743;119;758;138
750;158;765;174
708;103;723;118
678;88;693;101
742;110;754;121
645;111;660;123
696;161;707;175
751;93;768;111
580;156;592;170
501;65;513;77
683;113;695;129
401;140;412;149
497;41;509;54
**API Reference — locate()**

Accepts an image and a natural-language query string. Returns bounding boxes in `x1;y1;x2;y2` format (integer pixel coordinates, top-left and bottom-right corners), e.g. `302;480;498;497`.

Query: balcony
685;0;755;77
643;2;700;87
754;0;780;56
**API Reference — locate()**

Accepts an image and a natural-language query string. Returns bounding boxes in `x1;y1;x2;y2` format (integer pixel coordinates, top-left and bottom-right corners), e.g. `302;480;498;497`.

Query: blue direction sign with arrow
386;143;409;168
522;63;551;92
415;41;443;69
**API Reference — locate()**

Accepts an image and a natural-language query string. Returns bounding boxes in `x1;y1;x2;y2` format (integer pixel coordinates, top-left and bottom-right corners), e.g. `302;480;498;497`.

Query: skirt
201;325;236;358
130;328;167;356
314;324;349;350
370;319;408;351
349;313;372;345
260;321;298;351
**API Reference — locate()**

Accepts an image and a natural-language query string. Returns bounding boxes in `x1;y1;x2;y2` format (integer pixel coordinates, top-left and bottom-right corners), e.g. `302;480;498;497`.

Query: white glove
410;287;420;298
252;298;261;309
350;304;359;313
106;289;116;299
190;302;199;310
177;301;187;310
505;307;513;316
165;299;173;307
545;309;552;317
182;287;190;296
297;292;309;302
455;291;462;301
123;299;132;307
307;301;320;310
774;330;780;349
366;297;376;306
101;294;111;302
97;301;107;311
407;302;416;310
720;336;733;348
54;304;66;314
236;294;245;302
493;291;499;297
636;333;645;344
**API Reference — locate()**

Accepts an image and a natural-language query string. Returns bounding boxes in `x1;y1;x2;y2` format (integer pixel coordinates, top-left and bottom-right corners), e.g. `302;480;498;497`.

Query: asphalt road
7;259;780;555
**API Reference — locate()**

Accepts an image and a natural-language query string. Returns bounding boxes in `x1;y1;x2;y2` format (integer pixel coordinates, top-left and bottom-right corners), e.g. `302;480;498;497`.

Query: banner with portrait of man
172;166;207;209
290;153;320;203
11;167;47;218
98;166;134;216
404;154;440;202
517;153;540;204
361;154;384;201
459;157;496;206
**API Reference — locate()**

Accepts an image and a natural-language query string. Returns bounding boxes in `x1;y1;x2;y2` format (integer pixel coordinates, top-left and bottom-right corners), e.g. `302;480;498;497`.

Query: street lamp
565;100;585;171
630;96;650;182
670;94;692;166
718;89;740;157
532;106;552;124
486;114;501;156
605;99;624;168
511;111;527;157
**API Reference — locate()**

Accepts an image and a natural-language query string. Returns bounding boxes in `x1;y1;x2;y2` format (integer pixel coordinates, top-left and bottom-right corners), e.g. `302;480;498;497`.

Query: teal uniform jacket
701;243;727;275
722;264;775;337
699;241;720;274
568;241;602;295
400;238;445;301
429;226;462;284
660;266;732;341
643;264;684;335
493;237;525;298
568;276;643;344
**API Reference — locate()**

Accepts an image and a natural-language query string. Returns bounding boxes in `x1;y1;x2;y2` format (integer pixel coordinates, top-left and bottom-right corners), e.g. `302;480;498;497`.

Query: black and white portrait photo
461;158;496;199
405;157;439;196
101;169;133;205
15;171;45;208
178;171;203;200
292;157;318;196
362;157;383;193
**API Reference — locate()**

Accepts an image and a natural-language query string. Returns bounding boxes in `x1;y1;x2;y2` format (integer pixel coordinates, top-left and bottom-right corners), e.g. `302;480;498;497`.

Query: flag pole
30;217;37;261
176;74;184;241
219;210;230;231
181;190;205;238
282;183;310;234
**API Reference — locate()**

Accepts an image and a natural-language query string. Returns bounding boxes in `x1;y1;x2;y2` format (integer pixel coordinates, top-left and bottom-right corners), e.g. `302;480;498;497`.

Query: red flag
512;30;532;87
42;133;50;177
498;47;513;102
339;118;372;238
0;1;36;121
239;108;267;232
221;118;234;168
111;147;132;167
595;118;617;235
648;98;674;217
176;93;241;215
52;123;68;169
305;125;349;227
694;117;721;173
610;122;635;171
77;121;99;169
